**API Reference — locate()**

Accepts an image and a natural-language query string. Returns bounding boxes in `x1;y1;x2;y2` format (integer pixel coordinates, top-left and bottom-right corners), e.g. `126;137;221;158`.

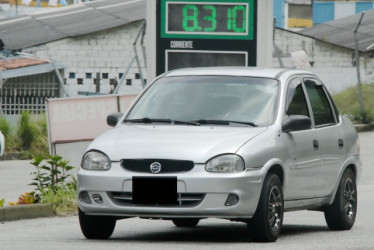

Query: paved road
1;132;374;249
0;160;35;204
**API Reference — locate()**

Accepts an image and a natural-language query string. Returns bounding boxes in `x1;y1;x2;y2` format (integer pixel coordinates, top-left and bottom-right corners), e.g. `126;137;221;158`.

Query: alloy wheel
268;185;282;232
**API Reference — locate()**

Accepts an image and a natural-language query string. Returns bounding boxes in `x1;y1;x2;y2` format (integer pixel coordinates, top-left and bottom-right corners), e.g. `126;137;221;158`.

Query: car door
303;79;345;198
282;77;322;200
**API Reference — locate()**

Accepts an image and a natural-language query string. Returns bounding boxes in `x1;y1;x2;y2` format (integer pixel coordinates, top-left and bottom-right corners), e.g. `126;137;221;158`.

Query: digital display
161;0;254;40
155;0;258;76
166;50;247;71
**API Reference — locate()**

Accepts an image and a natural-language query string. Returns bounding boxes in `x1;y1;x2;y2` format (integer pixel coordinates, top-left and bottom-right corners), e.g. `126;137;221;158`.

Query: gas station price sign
162;0;254;39
154;0;258;76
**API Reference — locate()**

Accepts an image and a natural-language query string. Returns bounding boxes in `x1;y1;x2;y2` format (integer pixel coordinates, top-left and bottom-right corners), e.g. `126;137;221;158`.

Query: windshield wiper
124;118;200;126
227;120;257;127
193;119;257;127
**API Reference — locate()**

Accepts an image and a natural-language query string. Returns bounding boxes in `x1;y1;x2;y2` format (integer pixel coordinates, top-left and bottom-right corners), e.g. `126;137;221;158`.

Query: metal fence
0;72;59;114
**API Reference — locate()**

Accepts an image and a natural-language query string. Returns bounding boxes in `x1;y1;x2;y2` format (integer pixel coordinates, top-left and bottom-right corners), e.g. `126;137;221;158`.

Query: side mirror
107;112;124;127
282;115;311;133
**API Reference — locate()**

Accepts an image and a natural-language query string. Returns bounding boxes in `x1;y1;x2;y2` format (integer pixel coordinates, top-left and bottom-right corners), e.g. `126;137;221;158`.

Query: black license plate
132;177;177;205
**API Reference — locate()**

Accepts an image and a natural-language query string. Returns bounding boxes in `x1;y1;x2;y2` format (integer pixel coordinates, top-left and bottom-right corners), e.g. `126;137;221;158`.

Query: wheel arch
328;163;358;205
345;164;357;180
266;164;284;186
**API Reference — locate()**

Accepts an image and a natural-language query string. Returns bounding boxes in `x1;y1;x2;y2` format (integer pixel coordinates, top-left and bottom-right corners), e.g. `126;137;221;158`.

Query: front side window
126;76;279;126
304;80;335;126
286;79;309;117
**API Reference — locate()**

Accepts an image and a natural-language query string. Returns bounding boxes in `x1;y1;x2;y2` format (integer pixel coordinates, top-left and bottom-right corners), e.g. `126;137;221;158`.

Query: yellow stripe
9;0;68;7
288;18;313;28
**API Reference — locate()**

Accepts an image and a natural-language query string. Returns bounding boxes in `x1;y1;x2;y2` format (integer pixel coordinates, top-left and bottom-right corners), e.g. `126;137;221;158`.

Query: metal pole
50;58;69;97
273;18;284;68
95;72;100;93
15;0;18;17
113;21;146;93
133;21;146;88
354;12;365;114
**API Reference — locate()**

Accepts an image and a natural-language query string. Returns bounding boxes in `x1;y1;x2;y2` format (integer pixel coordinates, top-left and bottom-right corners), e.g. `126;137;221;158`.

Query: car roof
163;67;313;80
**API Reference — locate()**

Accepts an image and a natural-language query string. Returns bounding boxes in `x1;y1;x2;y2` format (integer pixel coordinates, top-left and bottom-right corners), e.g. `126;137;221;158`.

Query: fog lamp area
225;194;239;206
92;194;103;204
79;191;92;204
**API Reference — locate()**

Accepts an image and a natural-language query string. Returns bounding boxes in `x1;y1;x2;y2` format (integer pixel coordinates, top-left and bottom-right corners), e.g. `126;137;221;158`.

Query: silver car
78;67;361;242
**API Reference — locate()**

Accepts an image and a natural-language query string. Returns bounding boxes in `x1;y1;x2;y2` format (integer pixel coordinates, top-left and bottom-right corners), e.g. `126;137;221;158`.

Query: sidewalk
0;160;35;206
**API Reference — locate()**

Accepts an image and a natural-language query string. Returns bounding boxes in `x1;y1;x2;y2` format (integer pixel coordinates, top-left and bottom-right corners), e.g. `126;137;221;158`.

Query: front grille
121;159;194;173
109;192;205;207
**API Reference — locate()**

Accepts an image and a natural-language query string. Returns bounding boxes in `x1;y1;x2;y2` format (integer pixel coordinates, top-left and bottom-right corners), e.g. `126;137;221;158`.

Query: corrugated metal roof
0;0;146;50
0;60;64;78
0;57;48;70
300;9;374;52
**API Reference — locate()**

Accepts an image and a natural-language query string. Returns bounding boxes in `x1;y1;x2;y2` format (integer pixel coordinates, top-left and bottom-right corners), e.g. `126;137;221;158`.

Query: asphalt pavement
0;160;35;205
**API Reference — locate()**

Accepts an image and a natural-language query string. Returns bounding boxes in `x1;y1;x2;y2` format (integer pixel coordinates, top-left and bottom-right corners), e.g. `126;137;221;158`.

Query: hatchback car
78;67;361;242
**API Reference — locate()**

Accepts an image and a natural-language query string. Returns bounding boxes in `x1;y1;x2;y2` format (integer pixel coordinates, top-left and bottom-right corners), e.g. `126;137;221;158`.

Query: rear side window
304;80;335;126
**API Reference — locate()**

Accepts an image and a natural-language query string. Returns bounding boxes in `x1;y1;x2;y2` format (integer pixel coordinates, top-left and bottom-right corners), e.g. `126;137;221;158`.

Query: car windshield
125;75;279;126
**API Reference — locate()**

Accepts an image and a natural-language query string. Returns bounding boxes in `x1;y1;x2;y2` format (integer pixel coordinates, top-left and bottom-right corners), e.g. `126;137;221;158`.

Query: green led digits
181;4;246;33
228;6;246;32
183;5;199;31
203;5;216;32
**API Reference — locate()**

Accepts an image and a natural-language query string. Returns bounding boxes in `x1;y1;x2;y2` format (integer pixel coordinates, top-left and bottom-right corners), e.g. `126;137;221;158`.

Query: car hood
87;124;267;163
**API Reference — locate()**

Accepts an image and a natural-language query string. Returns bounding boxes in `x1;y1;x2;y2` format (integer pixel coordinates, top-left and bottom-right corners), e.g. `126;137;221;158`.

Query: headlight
205;154;245;173
81;151;111;171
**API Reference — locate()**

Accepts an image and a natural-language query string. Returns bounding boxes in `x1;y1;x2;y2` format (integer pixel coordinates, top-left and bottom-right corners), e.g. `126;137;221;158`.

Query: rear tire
248;173;283;242
78;208;116;239
324;169;357;230
172;218;200;227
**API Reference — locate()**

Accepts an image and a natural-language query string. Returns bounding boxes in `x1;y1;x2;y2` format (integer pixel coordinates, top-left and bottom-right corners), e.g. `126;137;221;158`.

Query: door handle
313;140;319;150
338;139;344;148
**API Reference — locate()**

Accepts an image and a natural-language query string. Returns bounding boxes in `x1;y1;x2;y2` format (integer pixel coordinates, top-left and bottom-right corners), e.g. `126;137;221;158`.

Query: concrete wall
273;28;374;93
23;20;146;97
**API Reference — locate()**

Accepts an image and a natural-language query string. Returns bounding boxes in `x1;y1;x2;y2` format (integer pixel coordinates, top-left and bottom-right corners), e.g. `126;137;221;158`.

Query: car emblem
150;162;162;174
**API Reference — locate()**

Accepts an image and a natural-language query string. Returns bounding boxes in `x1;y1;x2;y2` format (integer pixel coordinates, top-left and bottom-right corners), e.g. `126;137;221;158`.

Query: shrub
29;154;77;214
30;155;75;192
333;83;374;124
0;116;18;152
17;111;37;149
0;116;11;140
0;112;50;158
40;185;77;215
8;192;39;206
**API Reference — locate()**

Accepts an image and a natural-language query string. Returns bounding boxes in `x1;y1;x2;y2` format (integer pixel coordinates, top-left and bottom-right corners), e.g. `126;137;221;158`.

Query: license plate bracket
132;177;177;205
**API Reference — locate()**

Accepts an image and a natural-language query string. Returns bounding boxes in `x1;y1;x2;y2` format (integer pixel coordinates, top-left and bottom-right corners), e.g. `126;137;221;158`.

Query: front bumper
78;162;265;219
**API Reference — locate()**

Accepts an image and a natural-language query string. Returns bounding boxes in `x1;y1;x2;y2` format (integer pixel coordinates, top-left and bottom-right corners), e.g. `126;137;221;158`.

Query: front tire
172;218;200;227
324;168;357;230
78;208;116;239
248;173;284;242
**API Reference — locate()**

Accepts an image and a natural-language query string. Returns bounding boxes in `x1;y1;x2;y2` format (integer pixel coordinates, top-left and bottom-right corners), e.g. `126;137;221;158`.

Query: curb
0;203;54;222
354;124;374;132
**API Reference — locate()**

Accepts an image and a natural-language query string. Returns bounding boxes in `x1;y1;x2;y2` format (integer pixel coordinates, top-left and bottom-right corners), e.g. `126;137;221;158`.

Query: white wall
23;21;146;97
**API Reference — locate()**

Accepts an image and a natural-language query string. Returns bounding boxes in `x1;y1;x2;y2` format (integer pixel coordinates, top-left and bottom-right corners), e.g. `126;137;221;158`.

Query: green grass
332;83;374;124
0;112;49;159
